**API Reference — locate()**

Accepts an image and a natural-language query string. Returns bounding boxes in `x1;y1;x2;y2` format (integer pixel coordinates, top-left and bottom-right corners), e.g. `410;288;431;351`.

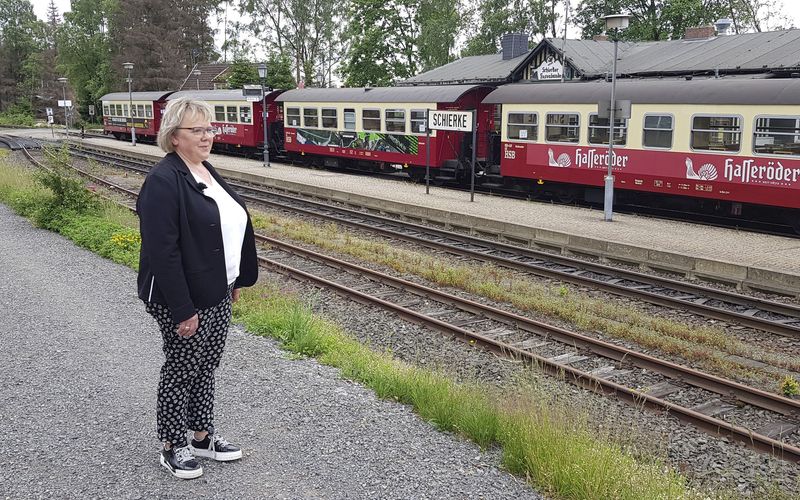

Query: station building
400;28;800;86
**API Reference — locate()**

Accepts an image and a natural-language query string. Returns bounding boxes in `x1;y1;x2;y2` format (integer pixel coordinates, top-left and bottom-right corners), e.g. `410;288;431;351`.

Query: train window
493;105;502;134
385;109;406;133
286;107;300;126
137;105;145;118
131;105;137;117
642;114;673;149
753;116;800;156
123;104;129;117
115;104;122;116
691;115;741;152
103;105;110;116
303;108;319;128
411;110;426;133
588;114;627;145
363;109;380;131
215;106;226;122
507;112;538;141
545;113;579;143
322;108;337;129
227;106;238;123
344;109;356;130
146;105;153;118
239;106;251;124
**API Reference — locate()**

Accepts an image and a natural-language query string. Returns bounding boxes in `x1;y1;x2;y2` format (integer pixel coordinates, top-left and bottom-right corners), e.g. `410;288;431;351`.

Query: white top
190;171;248;285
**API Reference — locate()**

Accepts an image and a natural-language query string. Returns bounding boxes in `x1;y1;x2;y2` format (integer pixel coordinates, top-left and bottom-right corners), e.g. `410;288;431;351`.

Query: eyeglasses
177;127;217;137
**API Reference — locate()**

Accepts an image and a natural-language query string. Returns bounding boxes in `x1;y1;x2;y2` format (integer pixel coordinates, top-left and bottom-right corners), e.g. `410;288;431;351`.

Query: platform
15;128;800;296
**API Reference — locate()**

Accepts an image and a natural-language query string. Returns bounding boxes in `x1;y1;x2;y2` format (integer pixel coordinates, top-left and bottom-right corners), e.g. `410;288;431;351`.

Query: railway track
64;142;800;341
19;141;800;463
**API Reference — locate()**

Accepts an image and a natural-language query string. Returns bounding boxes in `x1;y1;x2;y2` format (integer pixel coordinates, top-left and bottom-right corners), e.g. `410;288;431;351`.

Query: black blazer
136;152;258;323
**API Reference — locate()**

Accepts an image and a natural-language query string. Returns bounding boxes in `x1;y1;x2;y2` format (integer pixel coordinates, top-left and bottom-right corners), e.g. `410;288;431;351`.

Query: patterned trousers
146;285;233;447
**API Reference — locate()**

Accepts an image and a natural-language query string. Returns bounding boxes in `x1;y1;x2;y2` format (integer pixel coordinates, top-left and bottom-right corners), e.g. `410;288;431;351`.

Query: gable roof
179;63;234;91
549;30;800;78
400;52;532;86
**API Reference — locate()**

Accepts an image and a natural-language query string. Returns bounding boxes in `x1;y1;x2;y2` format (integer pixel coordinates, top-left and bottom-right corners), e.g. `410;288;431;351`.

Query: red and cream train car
483;79;800;229
100;91;173;141
275;85;494;180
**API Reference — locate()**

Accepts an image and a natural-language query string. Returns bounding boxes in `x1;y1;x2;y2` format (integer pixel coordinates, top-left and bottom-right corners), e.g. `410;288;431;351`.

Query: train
100;78;800;233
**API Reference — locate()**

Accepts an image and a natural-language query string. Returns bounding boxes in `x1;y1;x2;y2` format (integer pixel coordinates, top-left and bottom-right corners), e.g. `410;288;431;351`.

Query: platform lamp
193;69;201;90
123;62;136;146
57;77;68;136
601;13;629;222
258;62;270;168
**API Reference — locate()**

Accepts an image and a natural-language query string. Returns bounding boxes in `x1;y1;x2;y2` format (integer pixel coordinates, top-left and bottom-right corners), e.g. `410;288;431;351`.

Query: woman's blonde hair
157;96;214;153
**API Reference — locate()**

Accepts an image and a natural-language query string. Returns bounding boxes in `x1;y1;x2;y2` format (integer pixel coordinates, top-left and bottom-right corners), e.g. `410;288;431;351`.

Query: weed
780;375;800;397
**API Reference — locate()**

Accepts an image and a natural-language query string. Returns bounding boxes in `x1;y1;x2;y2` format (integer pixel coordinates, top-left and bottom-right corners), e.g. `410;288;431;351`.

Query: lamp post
123;62;136;146
193;69;201;90
602;13;629;222
257;62;270;168
57;77;68;136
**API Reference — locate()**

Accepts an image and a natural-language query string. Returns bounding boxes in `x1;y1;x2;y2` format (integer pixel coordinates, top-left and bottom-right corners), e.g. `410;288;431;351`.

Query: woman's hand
232;288;241;303
176;314;199;338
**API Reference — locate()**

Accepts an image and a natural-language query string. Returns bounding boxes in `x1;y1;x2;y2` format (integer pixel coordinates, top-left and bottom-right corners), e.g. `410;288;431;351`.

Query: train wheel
408;167;426;183
556;189;576;204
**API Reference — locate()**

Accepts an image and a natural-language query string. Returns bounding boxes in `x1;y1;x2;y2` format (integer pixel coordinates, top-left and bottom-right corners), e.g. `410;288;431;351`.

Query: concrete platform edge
226;168;800;297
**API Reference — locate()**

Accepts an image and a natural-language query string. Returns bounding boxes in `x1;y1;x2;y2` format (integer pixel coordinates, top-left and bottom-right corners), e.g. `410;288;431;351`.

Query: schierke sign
427;110;474;132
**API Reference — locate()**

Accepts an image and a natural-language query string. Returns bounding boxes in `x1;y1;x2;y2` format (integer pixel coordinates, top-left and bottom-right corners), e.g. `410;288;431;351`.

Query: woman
136;96;258;479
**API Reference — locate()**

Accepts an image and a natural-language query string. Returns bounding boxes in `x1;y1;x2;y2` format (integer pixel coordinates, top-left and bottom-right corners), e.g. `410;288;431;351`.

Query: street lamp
57;77;68;136
602;13;629;222
193;69;201;90
257;62;270;168
123;62;136;146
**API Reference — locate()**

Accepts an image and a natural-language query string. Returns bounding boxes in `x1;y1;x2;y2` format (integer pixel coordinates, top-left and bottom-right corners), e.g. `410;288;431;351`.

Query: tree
416;0;461;72
237;0;340;86
267;52;296;89
225;58;259;88
57;0;116;120
0;0;45;111
340;0;419;86
461;0;552;56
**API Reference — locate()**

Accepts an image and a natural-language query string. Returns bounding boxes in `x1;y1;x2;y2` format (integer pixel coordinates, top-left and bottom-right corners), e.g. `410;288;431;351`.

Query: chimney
501;33;529;60
593;34;609;42
684;26;715;40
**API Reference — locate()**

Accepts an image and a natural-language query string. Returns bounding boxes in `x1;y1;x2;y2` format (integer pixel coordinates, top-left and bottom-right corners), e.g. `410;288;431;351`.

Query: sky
31;0;800;55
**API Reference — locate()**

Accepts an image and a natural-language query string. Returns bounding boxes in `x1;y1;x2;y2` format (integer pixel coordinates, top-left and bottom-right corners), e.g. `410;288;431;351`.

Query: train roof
167;89;284;101
100;91;174;101
276;85;488;104
482;78;800;105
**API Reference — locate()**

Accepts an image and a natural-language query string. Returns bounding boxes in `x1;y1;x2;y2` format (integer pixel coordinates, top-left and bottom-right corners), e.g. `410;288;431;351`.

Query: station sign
427;110;474;132
58;100;72;107
47;116;54;124
45;107;53;116
88;105;95;116
597;100;632;119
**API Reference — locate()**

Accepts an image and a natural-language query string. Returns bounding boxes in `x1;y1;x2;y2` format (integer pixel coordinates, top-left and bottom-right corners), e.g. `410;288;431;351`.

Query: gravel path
0;203;542;500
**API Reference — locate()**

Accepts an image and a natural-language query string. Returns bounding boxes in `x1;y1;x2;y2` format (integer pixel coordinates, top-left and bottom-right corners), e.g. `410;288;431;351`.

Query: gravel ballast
0;203;541;499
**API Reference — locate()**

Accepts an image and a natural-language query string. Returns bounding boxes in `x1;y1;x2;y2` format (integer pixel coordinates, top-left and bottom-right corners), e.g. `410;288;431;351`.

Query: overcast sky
32;0;800;57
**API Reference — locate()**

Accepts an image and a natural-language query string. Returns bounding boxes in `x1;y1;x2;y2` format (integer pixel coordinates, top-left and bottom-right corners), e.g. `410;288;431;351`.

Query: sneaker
190;432;243;461
160;445;203;479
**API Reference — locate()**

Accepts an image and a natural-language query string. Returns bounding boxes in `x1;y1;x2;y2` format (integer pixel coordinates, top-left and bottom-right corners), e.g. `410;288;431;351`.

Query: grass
233;285;695;499
0;150;140;269
249;212;799;389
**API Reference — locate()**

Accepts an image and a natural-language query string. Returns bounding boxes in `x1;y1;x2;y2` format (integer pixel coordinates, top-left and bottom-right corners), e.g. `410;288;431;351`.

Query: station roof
401;29;800;86
483;77;800;105
401;54;530;86
276;85;487;103
99;91;174;101
565;29;800;77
